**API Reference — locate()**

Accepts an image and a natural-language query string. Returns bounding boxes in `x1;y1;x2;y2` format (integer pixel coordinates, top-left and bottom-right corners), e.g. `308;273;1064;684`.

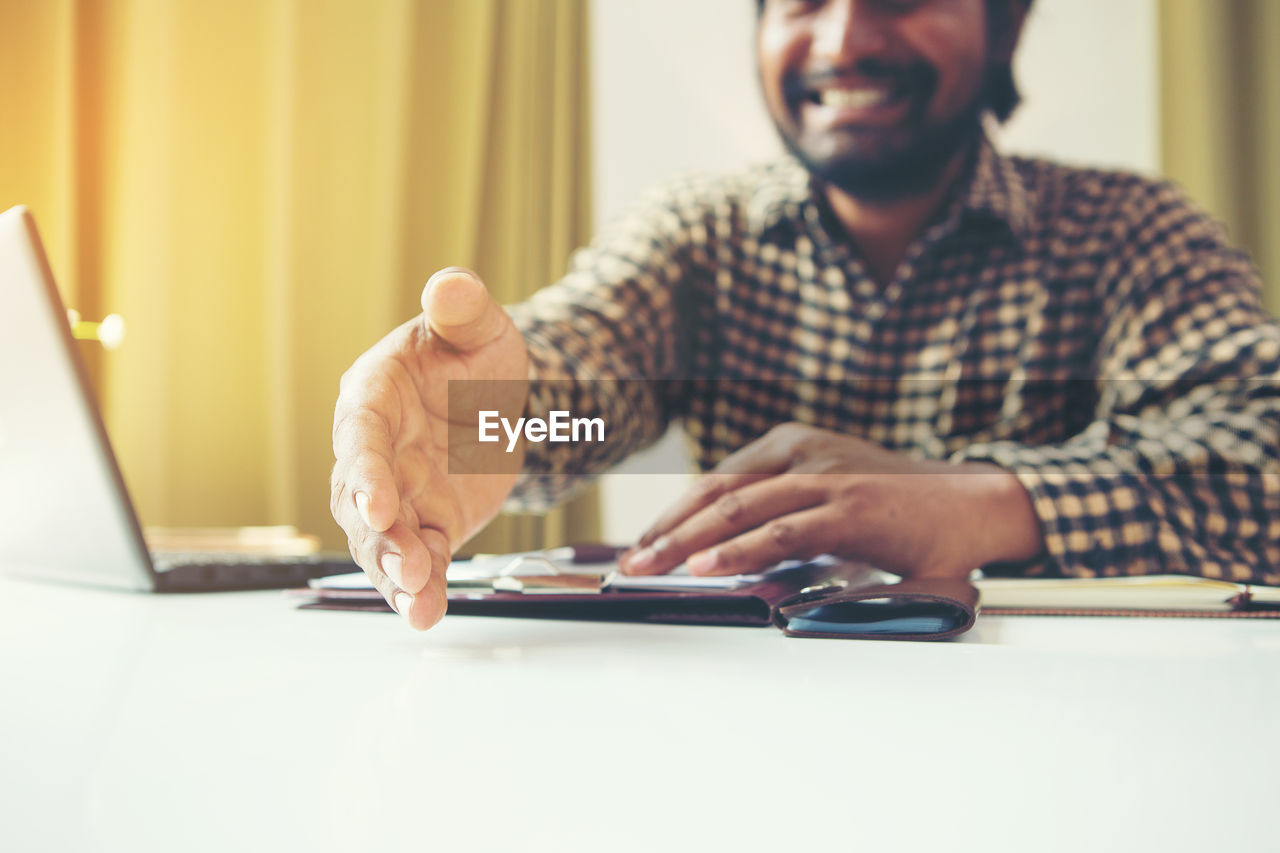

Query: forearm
500;189;706;508
953;216;1280;581
505;331;672;509
954;419;1280;583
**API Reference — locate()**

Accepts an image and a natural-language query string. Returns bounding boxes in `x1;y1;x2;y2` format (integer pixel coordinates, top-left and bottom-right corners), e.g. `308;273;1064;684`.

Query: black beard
779;106;984;204
773;56;986;204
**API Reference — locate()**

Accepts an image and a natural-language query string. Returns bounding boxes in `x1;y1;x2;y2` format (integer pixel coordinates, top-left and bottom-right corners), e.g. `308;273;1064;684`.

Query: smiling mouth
804;83;906;112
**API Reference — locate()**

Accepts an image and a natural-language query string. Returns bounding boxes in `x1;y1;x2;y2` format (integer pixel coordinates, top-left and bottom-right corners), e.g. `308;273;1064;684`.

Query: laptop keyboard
151;551;358;591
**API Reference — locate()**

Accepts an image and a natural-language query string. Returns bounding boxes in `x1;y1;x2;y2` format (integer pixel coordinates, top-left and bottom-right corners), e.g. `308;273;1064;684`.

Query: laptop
0;205;357;591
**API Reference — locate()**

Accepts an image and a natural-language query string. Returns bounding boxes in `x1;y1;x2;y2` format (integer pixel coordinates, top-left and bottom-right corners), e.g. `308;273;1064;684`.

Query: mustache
782;57;938;102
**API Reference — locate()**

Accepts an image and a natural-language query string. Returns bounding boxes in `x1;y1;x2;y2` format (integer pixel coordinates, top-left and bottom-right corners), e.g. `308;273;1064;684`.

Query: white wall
996;0;1160;173
590;0;781;227
590;0;1160;544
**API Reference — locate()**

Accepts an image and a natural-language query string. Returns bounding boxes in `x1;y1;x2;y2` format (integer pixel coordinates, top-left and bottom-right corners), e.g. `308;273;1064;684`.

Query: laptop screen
0;206;155;591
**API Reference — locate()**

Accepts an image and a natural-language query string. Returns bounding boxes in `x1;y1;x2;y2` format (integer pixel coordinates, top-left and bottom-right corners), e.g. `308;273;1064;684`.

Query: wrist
957;463;1044;569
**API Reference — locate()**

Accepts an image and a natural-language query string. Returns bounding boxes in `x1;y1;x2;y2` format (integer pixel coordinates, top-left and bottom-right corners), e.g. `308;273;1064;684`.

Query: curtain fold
1158;0;1280;310
465;0;600;552
0;0;598;551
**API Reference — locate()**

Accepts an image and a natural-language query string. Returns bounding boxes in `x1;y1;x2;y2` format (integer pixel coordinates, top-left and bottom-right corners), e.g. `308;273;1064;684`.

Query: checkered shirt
505;135;1280;584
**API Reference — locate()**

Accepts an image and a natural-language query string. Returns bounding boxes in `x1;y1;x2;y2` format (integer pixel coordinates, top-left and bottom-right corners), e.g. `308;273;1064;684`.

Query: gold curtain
1159;0;1280;310
0;0;599;552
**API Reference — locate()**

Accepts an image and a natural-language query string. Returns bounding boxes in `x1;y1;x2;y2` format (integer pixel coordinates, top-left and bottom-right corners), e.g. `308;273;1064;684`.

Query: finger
345;512;433;597
623;476;823;575
421;267;510;353
630;425;813;555
336;510;406;615
398;551;449;632
357;549;404;616
391;502;459;595
416;525;452;580
630;472;770;557
332;419;401;536
683;505;839;577
394;525;451;631
380;500;438;595
329;457;388;563
333;458;429;598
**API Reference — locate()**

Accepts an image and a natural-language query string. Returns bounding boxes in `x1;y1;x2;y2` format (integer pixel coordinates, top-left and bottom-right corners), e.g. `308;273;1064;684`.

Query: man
331;0;1280;630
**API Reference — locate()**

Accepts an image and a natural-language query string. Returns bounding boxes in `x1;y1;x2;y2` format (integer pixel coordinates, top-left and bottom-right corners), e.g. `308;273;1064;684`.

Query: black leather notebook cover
297;560;979;641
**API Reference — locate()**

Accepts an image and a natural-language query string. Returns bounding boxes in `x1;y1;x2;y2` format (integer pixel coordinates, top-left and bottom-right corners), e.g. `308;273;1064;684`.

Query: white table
2;574;1277;853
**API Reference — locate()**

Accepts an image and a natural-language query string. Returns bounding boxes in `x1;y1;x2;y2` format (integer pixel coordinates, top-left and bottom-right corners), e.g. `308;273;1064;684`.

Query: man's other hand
330;268;529;630
619;423;1043;579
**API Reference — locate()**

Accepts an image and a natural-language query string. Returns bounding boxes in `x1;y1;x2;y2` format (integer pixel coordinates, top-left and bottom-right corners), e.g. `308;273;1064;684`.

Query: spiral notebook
974;573;1280;618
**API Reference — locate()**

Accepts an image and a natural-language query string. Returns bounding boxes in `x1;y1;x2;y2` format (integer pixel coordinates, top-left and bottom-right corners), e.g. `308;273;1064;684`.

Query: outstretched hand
330;268;529;630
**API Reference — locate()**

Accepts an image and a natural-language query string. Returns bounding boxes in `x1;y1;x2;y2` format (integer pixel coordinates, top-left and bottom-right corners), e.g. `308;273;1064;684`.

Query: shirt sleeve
954;183;1280;585
501;183;706;510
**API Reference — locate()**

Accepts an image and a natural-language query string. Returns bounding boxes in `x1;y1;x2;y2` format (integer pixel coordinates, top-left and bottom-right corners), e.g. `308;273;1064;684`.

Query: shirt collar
747;133;1033;241
958;132;1033;239
746;157;813;234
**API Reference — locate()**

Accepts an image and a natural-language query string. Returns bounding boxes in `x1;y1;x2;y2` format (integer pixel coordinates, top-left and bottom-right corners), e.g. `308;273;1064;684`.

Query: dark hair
754;0;1033;123
983;0;1031;122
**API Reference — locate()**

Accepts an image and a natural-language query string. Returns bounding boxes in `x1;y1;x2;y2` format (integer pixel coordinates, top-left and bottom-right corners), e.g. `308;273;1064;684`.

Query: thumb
421;267;510;352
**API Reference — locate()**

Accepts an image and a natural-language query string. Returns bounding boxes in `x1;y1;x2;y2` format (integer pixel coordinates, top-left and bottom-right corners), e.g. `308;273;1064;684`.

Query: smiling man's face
758;0;1010;202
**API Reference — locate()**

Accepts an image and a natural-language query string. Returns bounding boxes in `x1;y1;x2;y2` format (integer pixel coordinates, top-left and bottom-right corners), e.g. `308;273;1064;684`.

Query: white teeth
818;88;891;110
